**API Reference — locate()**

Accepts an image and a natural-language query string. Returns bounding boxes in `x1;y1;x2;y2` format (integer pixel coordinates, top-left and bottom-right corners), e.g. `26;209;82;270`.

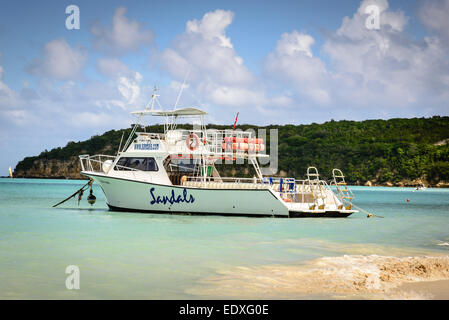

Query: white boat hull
84;172;290;217
82;172;355;218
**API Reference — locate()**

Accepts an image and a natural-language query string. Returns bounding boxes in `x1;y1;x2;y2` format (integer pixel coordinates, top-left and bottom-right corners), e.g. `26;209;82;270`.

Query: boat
415;183;427;191
78;89;357;218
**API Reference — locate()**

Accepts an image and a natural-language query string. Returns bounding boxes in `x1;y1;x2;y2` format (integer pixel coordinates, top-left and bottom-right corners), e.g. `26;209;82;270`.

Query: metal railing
79;154;117;172
79;154;141;174
182;176;269;190
185;175;264;184
79;154;154;182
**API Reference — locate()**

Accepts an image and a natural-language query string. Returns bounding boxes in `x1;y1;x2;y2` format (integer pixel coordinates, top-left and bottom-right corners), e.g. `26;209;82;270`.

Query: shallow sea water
0;178;448;299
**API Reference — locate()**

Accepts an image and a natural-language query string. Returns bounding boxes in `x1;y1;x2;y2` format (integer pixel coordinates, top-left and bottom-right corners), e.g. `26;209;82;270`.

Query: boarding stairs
306;167;327;210
332;169;354;210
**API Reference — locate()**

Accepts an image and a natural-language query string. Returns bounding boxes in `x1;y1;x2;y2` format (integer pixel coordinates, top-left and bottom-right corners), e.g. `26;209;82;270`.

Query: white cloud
96;58;134;78
117;72;142;106
27;39;87;80
162;10;253;84
322;0;449;109
95;58;143;108
160;9;289;112
4;109;30;126
185;9;234;48
70;111;131;128
262;0;449;118
266;31;330;105
161;10;254;87
0;64;21;113
158;3;446;121
91;7;154;54
2;62;144;140
274;31;315;57
418;0;449;45
208;86;266;107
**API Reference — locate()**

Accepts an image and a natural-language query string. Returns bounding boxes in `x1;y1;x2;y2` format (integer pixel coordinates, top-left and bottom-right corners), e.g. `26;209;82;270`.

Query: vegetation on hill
15;116;449;185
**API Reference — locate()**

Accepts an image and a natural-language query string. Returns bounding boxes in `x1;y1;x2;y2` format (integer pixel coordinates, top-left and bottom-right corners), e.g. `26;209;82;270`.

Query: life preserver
186;133;200;151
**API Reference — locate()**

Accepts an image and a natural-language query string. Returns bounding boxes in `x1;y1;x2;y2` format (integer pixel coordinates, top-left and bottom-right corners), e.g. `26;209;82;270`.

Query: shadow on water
57;207;110;213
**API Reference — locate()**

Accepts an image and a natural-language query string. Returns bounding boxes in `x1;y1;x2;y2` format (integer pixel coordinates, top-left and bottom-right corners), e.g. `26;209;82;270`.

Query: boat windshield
115;157;159;171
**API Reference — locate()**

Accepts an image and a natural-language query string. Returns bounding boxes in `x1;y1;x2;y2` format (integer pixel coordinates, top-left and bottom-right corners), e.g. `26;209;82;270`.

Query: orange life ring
186;133;200;151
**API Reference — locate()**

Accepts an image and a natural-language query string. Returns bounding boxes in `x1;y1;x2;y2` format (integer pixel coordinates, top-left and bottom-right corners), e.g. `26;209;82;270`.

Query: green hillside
15;116;449;184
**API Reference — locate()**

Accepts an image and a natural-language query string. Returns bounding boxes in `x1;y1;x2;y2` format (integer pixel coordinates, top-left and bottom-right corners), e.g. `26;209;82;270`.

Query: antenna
148;86;158;111
122;86;162;153
174;66;191;110
144;85;163;112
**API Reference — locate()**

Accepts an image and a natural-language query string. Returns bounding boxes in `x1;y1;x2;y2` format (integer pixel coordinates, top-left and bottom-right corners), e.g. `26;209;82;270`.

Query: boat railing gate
79;154;142;174
79;154;115;172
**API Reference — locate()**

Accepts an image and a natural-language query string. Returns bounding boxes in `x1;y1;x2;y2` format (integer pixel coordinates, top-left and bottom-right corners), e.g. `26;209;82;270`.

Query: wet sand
187;255;449;299
397;280;449;299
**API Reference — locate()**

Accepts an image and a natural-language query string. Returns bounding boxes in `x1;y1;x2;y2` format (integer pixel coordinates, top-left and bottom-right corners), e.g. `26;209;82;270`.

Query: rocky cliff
14;156;85;180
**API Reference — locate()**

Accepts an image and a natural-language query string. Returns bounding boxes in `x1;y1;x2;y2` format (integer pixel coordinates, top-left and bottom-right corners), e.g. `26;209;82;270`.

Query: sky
0;0;448;173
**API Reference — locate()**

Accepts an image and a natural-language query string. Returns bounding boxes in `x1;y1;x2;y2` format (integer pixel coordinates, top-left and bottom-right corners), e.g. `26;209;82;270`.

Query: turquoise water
0;178;448;299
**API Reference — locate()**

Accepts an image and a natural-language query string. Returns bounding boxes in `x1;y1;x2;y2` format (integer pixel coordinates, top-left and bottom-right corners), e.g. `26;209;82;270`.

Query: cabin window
165;158;200;173
175;159;197;172
114;157;158;171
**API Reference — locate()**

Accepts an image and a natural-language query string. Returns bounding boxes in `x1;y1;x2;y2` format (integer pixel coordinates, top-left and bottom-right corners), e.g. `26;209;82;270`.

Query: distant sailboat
8;167;13;178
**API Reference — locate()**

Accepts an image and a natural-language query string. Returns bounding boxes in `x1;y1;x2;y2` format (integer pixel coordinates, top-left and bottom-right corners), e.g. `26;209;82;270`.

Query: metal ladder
332;168;354;210
306;167;326;210
249;157;263;180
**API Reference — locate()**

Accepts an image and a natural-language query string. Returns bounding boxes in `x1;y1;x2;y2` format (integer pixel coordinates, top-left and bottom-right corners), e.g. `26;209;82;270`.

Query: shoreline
362;181;449;188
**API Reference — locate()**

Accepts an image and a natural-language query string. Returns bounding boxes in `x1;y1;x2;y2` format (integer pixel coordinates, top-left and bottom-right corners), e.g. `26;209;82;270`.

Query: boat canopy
131;107;207;117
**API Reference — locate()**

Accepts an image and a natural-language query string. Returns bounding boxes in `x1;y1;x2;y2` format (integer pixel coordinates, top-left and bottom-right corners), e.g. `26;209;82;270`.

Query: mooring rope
352;203;384;218
52;179;93;208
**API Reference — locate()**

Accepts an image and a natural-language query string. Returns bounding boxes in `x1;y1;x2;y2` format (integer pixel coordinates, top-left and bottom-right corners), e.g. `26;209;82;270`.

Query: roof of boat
131;107;207;117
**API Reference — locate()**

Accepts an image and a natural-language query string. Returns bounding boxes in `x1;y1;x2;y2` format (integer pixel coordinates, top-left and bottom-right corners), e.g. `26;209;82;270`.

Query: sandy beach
187;255;449;299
